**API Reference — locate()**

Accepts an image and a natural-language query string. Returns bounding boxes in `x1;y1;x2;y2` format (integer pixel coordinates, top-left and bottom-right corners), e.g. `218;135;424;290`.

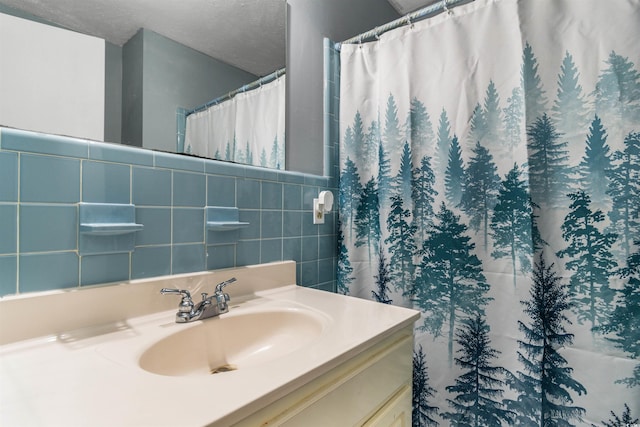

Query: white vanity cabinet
231;325;414;427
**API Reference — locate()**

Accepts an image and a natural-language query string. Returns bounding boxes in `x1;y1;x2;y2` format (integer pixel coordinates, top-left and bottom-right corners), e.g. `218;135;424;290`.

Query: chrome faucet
161;277;237;323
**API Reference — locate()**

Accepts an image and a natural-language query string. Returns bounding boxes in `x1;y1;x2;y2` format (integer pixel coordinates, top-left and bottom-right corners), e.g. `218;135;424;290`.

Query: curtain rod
337;0;474;49
186;67;286;117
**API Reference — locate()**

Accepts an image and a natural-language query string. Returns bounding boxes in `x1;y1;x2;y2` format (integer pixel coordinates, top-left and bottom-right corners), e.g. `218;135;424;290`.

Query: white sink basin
139;307;326;377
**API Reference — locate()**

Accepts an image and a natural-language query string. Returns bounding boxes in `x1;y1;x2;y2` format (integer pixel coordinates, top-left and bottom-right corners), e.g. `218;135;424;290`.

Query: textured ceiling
0;0;433;76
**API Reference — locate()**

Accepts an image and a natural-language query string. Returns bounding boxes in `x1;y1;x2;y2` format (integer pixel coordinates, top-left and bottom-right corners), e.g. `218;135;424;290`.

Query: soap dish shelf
206;206;249;240
206;221;250;231
80;223;144;235
78;203;144;255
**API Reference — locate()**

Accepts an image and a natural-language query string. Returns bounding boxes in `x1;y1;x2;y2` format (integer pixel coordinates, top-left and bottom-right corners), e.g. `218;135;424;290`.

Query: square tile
0;151;18;201
207;175;235;207
261;182;282;209
0;205;17;254
236;240;260;266
19;252;79;293
173;171;205;207
82;161;131;204
133;167;171;206
20;205;77;253
261;211;282;239
207;244;236;270
0;256;17;296
261;239;282;263
20;154;80;203
237;179;260;209
135;207;171;245
173;208;204;244
81;253;130;286
172;244;206;274
132;246;171;279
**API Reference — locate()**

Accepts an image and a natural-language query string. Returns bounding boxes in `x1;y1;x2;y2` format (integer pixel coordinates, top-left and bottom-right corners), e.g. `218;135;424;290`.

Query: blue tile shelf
79;203;144;255
206;206;249;231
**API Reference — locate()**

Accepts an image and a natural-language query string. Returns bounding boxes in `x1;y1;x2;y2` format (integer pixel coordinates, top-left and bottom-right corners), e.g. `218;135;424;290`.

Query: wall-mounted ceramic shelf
79;203;143;254
206;207;249;231
206;221;250;231
80;223;144;235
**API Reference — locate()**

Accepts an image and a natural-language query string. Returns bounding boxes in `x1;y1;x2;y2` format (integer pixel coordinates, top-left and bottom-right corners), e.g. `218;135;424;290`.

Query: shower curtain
338;0;639;425
184;74;285;169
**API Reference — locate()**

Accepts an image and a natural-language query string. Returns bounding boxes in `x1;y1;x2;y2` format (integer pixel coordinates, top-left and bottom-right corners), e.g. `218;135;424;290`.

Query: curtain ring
406;15;414;29
443;0;453;15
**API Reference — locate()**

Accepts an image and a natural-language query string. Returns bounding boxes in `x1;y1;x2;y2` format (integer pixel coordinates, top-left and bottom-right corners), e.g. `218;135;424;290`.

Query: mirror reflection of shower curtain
338;0;639;425
185;75;285;170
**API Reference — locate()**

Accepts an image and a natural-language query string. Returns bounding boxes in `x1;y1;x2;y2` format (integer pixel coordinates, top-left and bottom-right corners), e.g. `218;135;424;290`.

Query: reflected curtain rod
186;67;286;117
336;0;474;49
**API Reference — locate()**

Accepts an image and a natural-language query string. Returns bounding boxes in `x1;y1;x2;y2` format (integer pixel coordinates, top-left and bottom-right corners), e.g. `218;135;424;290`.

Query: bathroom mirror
0;0;286;169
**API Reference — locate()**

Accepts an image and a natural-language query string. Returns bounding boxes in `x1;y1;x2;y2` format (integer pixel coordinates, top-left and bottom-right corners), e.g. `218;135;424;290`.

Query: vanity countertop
0;261;419;427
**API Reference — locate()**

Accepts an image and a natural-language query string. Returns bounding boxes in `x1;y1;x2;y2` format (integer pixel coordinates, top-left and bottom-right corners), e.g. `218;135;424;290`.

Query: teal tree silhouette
363;118;381;176
244;142;253;165
260;147;268;167
505;254;587;426
445;136;465;207
579;115;612;205
552;51;590;145
468;103;487;146
378;143;393;208
599;241;640;388
343;125;354;157
413;202;490;365
336;222;353;295
372;247;393;304
413;345;440;427
406;97;435;150
557;190;618;331
386;194;417;295
394;141;413;201
593;51;640;142
435;109;453;177
339;157;362;240
460;142;501;251
383;93;403;156
600;404;639;427
351;111;366;160
490;164;540;286
442;315;513;426
270;135;280;169
521;42;548;126
483;80;503;144
607;132;640;258
355;177;381;263
526;113;572;207
225;140;232;161
412;155;438;244
504;86;524;148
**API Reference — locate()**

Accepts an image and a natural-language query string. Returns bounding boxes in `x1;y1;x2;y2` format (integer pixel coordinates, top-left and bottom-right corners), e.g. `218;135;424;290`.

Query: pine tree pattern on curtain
185;75;286;169
337;0;640;425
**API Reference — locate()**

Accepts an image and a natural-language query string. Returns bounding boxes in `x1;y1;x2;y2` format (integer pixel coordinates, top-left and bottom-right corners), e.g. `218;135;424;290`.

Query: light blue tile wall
0;127;338;296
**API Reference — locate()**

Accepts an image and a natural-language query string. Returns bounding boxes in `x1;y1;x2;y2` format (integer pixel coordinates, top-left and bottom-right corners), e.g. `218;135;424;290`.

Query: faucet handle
214;277;237;293
161;288;191;299
160;288;194;314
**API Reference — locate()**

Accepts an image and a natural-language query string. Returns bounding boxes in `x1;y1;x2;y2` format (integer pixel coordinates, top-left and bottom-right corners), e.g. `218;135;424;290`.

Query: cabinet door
362;385;411;427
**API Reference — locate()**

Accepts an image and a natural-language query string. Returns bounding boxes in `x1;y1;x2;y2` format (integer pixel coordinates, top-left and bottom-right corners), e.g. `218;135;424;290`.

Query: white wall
0;13;105;141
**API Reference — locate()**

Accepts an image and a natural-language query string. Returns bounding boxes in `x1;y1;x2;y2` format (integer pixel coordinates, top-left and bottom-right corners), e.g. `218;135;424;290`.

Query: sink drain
210;364;238;374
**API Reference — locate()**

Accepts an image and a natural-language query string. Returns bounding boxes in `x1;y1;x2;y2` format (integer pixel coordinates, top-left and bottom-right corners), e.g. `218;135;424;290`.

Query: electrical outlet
313;198;325;224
